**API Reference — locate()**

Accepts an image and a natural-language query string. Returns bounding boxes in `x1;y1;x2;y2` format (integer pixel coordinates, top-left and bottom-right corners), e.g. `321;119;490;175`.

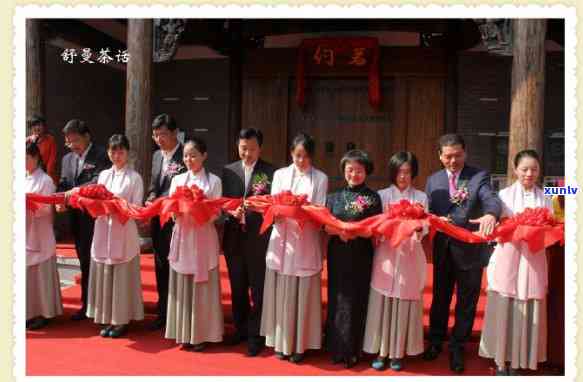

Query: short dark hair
238;128;263;147
152;113;177;131
28;115;46;127
514;149;541;168
388;151;419;184
438;133;465;153
26;141;44;169
62;119;90;136
290;132;315;157
340;149;374;175
107;134;130;151
184;137;208;155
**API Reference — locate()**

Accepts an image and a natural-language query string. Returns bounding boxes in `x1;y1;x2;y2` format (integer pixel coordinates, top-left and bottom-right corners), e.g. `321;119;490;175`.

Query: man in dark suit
221;128;275;356
145;114;185;330
423;134;502;373
146;114;186;330
56;119;111;320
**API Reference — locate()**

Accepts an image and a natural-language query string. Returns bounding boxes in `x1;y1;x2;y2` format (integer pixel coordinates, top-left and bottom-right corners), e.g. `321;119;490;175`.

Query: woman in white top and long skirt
87;134;145;338
260;132;328;363
26;142;63;330
363;151;428;371
479;150;552;376
165;138;224;351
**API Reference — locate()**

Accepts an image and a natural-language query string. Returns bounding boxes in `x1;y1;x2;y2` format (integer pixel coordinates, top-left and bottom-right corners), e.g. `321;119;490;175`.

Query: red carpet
26;245;499;376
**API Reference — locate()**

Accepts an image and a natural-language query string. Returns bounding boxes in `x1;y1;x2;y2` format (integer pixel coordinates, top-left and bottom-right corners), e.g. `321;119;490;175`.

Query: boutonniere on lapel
82;163;96;171
345;194;374;216
450;180;469;207
251;173;271;195
165;162;185;178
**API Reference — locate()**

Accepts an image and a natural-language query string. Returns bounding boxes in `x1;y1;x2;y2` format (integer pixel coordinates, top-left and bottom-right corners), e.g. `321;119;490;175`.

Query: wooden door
288;78;394;192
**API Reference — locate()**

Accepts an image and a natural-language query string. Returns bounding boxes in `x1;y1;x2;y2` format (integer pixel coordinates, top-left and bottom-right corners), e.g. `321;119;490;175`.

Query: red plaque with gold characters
295;37;381;109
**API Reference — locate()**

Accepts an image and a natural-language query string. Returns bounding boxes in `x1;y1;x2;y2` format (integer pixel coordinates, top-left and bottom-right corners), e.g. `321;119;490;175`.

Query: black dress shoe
390;358;403;371
495;367;509;376
109;325;128;338
100;325;113;337
27;317;49;330
275;352;287;360
449;350;465;373
70;309;87;321
146;317;165;331
289;353;304;363
422;344;442;361
508;368;521;376
224;333;247;346
193;342;207;352
371;357;387;371
180;343;194;351
331;354;343;364
247;342;264;357
344;355;358;369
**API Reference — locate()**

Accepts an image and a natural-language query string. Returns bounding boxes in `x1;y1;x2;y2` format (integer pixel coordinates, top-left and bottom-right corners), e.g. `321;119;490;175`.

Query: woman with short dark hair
86;134;145;338
363;151;428;372
324;149;382;368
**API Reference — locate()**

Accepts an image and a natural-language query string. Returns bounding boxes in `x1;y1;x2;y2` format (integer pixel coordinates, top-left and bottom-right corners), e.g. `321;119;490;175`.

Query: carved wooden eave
473;19;513;56
153;19;187;63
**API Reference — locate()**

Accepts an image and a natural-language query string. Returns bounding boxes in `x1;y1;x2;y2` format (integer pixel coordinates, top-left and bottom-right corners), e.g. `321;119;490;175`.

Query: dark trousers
224;233;267;343
428;240;483;351
70;210;95;312
150;216;173;319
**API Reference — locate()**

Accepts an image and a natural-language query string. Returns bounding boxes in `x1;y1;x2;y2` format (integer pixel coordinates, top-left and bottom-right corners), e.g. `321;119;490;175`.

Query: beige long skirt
260;269;322;356
362;288;424;359
87;256;144;325
27;257;63;320
165;267;224;345
479;291;547;370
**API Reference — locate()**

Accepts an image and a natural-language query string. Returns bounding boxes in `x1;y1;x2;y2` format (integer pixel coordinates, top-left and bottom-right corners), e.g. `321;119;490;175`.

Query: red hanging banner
295;37;381;110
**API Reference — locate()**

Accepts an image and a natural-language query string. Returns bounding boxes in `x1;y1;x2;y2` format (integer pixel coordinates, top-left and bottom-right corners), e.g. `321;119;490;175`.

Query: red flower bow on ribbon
67;184;138;225
137;185;243;227
493;207;564;253
246;191;312;235
359;200;428;248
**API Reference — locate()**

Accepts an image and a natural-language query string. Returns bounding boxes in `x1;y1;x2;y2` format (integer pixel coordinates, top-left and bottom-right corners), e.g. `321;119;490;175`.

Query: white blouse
90;166;144;264
265;164;328;277
26;168;56;267
168;169;222;278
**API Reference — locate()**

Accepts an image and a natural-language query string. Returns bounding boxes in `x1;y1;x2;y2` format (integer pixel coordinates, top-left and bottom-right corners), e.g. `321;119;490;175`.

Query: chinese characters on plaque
61;48;130;64
296;37;381;110
312;46;369;67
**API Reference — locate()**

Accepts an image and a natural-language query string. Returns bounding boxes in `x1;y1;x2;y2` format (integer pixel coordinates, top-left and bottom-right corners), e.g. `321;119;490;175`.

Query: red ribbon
492;208;564;253
26;187;564;252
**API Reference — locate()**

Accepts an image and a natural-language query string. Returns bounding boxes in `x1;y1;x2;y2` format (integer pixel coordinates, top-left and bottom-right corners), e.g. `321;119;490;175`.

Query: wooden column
506;19;546;184
125;19;153;189
26;19;45;134
228;47;243;162
444;50;458;134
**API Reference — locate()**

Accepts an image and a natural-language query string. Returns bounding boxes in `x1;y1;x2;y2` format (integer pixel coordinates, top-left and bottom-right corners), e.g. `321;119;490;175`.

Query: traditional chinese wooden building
27;18;564;192
25;17;566;372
